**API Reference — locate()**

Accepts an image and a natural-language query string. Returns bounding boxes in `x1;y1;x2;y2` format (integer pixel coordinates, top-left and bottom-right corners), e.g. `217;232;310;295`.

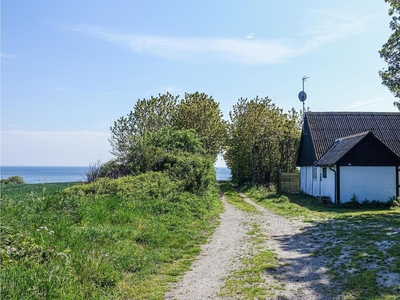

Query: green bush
63;172;177;198
1;175;25;184
272;195;289;203
390;196;400;208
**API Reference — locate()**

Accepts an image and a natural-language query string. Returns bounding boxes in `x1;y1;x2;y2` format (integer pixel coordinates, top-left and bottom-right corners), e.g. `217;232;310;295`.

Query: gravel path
165;191;334;300
165;195;251;299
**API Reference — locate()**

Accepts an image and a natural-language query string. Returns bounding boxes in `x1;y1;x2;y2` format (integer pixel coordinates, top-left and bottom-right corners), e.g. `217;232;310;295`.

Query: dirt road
165;191;334;299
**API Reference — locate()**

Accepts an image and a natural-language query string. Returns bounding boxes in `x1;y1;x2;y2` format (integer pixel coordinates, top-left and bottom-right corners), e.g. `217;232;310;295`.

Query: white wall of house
340;166;396;202
300;166;312;195
320;167;336;202
300;166;335;202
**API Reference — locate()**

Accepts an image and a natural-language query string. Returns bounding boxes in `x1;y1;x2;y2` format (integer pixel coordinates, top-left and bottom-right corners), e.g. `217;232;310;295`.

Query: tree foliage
109;92;179;161
109;92;228;171
172;92;228;158
102;127;215;195
380;0;400;110
1;176;25;185
125;126;205;175
224;96;300;186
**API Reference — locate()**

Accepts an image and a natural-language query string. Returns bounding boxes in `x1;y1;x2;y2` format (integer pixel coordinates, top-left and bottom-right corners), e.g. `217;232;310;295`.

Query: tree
172;92;228;160
113;126;214;195
109;92;179;163
224;96;300;186
1;175;25;184
108;91;229;179
126;126;205;174
379;0;400;110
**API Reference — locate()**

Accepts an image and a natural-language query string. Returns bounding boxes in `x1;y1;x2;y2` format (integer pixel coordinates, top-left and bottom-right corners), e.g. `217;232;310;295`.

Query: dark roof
315;131;369;166
305;112;400;160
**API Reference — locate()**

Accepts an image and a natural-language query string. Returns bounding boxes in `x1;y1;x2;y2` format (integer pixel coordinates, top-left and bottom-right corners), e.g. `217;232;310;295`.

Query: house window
322;167;327;178
312;167;317;181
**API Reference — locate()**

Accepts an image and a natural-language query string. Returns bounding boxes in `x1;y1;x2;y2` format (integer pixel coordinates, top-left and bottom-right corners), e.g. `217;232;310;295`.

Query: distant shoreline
1;166;231;184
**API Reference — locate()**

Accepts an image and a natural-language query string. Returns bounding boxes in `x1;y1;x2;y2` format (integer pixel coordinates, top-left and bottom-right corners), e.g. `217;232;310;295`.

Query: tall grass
1;172;223;299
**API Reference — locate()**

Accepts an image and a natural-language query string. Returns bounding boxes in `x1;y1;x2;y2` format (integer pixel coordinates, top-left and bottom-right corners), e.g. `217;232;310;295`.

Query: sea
1;166;231;184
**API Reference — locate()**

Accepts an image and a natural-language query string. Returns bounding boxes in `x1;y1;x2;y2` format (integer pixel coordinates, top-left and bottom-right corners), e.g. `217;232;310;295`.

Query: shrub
272;195;289;203
390;196;400;208
1;176;25;185
99;159;131;179
64;172;178;199
85;160;102;183
350;194;360;207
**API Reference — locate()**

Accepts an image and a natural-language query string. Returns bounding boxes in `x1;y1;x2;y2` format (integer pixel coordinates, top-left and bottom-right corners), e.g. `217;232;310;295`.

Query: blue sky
1;1;398;167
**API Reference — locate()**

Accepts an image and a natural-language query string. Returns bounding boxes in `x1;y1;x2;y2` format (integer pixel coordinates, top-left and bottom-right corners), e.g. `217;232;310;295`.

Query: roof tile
305;112;400;160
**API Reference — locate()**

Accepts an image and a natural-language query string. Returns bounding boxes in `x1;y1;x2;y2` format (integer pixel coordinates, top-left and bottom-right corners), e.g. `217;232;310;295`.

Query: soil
165;192;335;300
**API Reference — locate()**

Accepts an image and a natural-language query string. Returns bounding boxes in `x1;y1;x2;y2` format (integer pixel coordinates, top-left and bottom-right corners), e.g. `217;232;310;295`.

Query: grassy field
0;174;223;299
242;185;400;299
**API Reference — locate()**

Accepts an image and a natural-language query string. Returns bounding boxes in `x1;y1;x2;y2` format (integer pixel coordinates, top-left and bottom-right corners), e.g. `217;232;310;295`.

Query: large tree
380;0;400;110
224;96;300;186
108;91;228;175
172;92;228;159
109;92;179;163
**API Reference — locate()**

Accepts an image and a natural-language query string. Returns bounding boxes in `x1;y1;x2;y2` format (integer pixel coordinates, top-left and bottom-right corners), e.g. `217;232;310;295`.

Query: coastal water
215;167;231;181
1;166;231;184
1;166;88;184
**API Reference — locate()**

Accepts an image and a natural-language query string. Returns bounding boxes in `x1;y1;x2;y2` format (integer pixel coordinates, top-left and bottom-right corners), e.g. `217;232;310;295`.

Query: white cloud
247;33;254;39
69;11;369;65
0;53;16;59
301;10;371;50
54;87;66;92
71;25;302;64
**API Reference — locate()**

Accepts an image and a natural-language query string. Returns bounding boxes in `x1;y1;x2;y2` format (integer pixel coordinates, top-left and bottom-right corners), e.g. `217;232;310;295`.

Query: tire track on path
165;190;334;299
165;195;251;299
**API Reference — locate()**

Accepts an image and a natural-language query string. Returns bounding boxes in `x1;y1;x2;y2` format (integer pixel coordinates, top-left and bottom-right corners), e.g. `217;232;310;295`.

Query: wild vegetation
107;92;228;177
105;92;300;186
380;0;400;110
224;96;301;186
1;177;222;299
0;175;25;184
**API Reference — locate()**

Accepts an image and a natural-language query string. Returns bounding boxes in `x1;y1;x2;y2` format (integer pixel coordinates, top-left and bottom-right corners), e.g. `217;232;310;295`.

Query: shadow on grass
267;200;400;299
285;192;395;216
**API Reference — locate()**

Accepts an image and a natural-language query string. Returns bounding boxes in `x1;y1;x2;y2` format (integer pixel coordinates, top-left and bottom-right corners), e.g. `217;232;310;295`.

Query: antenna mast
298;76;309;112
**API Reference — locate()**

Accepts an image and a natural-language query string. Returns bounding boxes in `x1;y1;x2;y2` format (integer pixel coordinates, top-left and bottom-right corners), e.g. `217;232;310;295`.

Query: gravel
165;192;335;300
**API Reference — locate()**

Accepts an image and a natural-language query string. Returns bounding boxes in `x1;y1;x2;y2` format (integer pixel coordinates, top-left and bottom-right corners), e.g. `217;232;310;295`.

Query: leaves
224;96;300;185
109;92;228;171
380;0;400;110
109;92;179;160
173;92;228;159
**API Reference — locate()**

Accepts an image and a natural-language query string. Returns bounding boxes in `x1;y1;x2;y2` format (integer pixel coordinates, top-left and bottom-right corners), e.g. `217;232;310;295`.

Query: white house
296;112;400;203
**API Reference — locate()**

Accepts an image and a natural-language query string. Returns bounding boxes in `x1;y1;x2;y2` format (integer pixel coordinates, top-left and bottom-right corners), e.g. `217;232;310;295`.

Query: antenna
298;76;309;112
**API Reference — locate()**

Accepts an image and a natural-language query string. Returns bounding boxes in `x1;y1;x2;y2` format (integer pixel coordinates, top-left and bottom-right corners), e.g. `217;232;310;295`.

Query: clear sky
1;1;399;167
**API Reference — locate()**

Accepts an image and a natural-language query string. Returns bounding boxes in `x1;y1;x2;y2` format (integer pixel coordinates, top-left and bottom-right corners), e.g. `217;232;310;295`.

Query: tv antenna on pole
298;76;309;112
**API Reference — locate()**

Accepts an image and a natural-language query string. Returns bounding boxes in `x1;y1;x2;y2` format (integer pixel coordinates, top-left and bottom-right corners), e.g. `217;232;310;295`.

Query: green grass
219;223;280;299
219;181;258;213
242;186;400;299
0;174;223;299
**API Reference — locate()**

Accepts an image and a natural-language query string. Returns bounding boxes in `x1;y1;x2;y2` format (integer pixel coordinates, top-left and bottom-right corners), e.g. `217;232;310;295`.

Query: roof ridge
306;111;400;115
337;131;371;141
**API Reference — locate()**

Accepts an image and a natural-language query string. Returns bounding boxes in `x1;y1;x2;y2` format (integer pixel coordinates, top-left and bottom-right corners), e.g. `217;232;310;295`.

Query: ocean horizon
1;166;231;184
